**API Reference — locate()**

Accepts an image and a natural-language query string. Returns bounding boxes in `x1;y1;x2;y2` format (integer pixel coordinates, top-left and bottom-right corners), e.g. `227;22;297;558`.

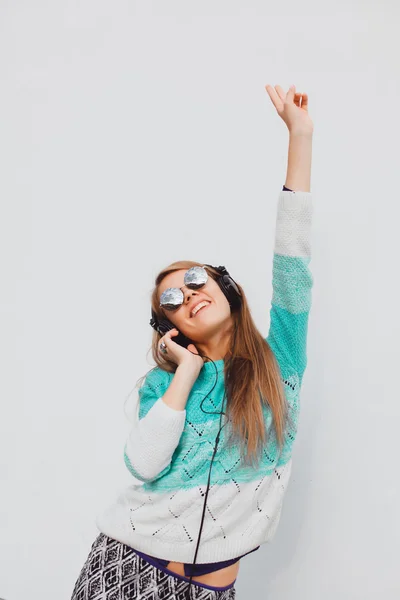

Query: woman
71;83;314;599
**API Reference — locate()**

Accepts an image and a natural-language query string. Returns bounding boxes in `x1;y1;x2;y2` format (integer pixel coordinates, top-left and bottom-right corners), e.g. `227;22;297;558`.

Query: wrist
176;362;201;382
289;128;313;139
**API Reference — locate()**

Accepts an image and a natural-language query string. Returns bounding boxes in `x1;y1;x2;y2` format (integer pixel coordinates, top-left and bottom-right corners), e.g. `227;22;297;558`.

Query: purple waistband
131;544;260;586
132;547;236;592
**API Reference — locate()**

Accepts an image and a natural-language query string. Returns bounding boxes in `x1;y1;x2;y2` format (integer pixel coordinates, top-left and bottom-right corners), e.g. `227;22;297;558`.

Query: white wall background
1;2;399;599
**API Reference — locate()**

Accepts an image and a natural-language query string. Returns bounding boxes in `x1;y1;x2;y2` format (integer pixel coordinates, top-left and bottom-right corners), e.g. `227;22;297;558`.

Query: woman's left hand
265;84;314;137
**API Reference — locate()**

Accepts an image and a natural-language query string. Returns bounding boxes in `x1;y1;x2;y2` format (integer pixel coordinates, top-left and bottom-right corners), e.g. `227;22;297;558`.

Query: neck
196;319;234;362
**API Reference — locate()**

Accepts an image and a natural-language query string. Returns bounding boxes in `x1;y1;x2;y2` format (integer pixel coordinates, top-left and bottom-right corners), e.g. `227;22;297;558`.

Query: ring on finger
159;341;167;354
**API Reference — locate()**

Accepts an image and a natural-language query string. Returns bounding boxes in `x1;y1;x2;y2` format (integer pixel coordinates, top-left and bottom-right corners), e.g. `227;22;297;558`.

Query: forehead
158;269;188;297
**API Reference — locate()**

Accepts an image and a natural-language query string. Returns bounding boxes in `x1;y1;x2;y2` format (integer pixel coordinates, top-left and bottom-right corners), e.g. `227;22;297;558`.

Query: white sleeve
123;375;186;483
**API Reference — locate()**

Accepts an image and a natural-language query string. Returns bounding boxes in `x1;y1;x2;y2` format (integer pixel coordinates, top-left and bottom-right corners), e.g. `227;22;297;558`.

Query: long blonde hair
146;260;290;469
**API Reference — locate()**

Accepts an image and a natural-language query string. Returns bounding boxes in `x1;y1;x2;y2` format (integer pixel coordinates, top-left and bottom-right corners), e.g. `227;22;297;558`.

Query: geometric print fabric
70;533;237;600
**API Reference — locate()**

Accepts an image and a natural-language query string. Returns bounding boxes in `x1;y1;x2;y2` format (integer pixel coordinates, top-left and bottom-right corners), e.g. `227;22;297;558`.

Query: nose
183;287;199;303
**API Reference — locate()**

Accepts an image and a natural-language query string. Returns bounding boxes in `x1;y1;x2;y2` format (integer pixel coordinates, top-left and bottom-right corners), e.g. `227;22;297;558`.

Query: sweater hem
95;511;272;564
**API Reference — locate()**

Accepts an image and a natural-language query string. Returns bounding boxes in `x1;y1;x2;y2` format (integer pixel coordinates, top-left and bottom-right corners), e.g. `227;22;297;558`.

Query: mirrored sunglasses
159;266;209;311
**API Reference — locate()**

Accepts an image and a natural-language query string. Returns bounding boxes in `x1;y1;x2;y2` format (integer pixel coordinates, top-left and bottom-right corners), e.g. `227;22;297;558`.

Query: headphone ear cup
152;313;193;349
149;308;160;332
150;308;175;336
205;264;242;310
219;274;242;310
157;317;175;336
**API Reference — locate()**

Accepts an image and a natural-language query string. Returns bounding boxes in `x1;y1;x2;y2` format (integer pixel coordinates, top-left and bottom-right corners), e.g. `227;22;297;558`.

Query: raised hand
265;84;313;137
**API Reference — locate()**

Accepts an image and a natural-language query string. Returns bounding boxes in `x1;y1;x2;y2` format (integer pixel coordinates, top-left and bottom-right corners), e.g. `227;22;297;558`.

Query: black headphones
148;264;242;597
149;264;242;348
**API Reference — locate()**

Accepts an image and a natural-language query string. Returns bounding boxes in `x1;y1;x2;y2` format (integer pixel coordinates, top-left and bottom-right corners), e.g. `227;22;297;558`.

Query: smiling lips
191;300;211;317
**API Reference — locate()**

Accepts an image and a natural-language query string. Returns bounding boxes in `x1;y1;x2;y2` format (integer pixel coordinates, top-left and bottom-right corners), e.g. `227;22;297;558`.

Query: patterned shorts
70;532;237;600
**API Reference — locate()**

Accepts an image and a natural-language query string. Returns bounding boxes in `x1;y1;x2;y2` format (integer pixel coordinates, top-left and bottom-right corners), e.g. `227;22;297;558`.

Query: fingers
292;92;308;110
162;328;178;339
265;84;298;113
299;93;308;110
168;328;179;338
265;84;308;110
274;85;287;102
265;85;283;111
160;328;178;347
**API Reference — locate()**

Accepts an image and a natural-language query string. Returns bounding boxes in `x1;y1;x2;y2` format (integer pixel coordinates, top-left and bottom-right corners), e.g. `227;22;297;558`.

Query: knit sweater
122;185;289;577
95;188;314;567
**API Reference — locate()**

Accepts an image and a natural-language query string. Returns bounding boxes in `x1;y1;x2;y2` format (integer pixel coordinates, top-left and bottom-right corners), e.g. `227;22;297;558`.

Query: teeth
191;301;210;317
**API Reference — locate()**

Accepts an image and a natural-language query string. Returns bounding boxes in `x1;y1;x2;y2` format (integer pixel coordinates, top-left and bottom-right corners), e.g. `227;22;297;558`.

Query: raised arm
264;84;314;386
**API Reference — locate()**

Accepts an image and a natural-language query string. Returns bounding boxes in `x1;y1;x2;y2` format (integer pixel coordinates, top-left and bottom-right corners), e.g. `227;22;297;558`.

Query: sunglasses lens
160;287;184;311
184;266;208;289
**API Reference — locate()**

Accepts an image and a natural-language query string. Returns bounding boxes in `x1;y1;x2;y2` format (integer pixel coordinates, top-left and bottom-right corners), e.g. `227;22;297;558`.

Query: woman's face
157;269;232;343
